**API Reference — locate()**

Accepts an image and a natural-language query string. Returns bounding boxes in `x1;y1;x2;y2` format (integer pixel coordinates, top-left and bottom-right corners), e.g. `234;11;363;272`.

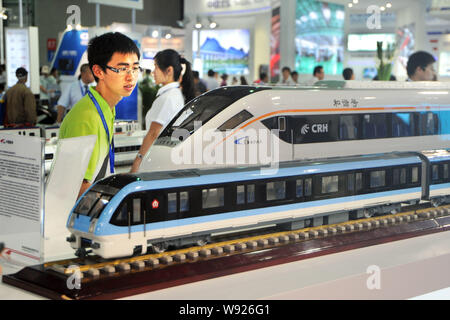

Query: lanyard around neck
80;82;88;96
87;90;115;174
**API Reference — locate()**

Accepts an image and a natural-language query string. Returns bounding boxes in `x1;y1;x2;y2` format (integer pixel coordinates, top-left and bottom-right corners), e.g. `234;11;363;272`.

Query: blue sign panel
52;29;89;76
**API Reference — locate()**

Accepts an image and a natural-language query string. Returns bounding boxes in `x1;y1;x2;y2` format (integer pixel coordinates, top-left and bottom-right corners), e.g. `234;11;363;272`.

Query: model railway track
44;204;450;279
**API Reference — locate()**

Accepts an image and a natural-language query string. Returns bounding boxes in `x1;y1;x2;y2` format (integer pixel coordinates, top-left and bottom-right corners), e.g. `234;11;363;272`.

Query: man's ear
92;65;105;80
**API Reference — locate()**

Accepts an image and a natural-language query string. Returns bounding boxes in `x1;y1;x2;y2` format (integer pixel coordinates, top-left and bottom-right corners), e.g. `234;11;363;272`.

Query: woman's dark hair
154;49;195;103
88;32;140;82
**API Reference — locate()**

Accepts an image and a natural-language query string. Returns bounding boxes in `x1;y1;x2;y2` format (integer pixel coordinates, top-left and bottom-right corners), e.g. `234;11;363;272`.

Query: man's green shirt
59;87;115;181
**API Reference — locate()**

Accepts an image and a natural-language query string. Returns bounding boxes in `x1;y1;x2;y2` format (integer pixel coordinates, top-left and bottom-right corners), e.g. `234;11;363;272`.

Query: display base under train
3;206;450;300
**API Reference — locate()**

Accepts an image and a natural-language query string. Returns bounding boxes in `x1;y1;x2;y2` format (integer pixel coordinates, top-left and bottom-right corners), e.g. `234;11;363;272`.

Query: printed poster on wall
0;133;44;265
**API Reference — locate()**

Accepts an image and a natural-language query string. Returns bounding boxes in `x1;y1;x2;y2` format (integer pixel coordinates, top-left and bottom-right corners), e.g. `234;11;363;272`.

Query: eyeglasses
105;65;143;76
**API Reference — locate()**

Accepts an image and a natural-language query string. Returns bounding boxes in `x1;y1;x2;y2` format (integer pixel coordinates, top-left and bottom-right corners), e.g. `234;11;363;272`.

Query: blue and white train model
67;83;450;259
67;150;450;259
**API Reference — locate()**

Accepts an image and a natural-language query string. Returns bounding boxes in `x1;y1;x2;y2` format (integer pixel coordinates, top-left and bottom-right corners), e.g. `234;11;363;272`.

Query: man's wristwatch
136;153;144;160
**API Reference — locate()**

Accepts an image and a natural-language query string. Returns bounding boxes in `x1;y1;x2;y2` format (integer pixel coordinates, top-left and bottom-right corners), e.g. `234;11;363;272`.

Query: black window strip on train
107;160;450;227
262;111;447;145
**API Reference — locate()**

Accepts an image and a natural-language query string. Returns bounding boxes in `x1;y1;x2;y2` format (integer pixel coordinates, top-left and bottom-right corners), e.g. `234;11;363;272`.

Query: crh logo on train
300;123;329;135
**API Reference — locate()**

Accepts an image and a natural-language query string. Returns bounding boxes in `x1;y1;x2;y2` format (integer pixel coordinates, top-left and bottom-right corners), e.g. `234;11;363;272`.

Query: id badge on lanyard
87;90;115;174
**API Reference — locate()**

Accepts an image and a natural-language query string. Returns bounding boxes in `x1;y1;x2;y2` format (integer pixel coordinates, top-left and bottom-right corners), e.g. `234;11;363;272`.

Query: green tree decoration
376;41;396;81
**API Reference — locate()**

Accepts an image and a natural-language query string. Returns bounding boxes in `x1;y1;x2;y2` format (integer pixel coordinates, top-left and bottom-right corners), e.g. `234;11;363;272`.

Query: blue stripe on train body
70;154;450;237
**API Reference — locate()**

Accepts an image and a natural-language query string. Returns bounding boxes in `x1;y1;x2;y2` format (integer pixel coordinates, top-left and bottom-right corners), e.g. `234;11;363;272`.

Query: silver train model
67;150;450;259
139;81;450;173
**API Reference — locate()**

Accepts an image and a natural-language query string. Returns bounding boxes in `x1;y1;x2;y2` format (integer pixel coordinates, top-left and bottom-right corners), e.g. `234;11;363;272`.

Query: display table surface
1;230;450;300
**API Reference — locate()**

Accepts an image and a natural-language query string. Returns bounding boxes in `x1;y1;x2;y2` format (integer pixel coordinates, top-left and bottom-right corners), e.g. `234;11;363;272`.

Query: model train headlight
89;219;98;233
68;215;76;228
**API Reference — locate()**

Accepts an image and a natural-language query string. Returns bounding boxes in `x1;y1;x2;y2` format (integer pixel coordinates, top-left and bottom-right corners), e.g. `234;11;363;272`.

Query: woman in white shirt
130;49;195;173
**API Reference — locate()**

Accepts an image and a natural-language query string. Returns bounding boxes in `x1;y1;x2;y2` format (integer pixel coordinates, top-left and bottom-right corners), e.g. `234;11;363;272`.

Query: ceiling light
165;33;172;40
195;16;203;29
353;0;358;4
380;6;385;11
152;30;159;38
386;3;392;8
208;16;218;29
348;3;353;8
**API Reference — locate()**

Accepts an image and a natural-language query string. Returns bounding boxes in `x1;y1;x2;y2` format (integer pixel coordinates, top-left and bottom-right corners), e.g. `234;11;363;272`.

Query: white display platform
1;230;449;300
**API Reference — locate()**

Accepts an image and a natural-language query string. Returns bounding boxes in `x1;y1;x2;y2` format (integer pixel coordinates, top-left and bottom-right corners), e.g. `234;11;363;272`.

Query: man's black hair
313;65;323;76
343;67;353;80
88;32;140;82
282;66;291;73
406;51;436;78
207;69;215;77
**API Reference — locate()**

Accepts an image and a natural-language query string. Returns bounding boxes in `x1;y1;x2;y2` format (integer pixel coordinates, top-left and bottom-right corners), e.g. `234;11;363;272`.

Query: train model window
348;173;355;192
304;178;312;197
89;195;111;219
74;191;101;216
168;193;177;214
296;179;303;197
419;112;439;135
392;113;414;137
202;188;224;209
132;198;142;224
356;173;363;191
370;170;386;188
180;191;189;212
247;184;255;203
432;165;439;181
237;185;245;205
237;184;256;204
218;110;253;131
111;201;128;226
444;164;449;180
400;168;407;184
267;181;286;201
278;117;286;132
340;115;359;140
160;87;270;137
322;176;339;194
412;167;419;183
393;168;400;185
362;114;387;139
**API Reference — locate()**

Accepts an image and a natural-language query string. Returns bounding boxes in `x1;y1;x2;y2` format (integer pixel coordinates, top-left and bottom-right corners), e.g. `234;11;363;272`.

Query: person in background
220;73;228;86
291;71;299;84
192;70;207;96
254;72;269;85
59;32;141;198
39;65;52;107
406;51;437;81
4;67;36;128
278;66;295;85
343;68;355;80
0;64;6;87
130;49;195;173
48;67;61;111
56;63;95;124
204;69;219;91
307;65;325;85
240;76;248;85
231;76;239;85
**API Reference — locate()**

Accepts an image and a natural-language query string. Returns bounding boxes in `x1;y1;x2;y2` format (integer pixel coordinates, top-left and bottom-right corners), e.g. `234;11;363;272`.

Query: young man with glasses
59;32;141;198
406;51;437;81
